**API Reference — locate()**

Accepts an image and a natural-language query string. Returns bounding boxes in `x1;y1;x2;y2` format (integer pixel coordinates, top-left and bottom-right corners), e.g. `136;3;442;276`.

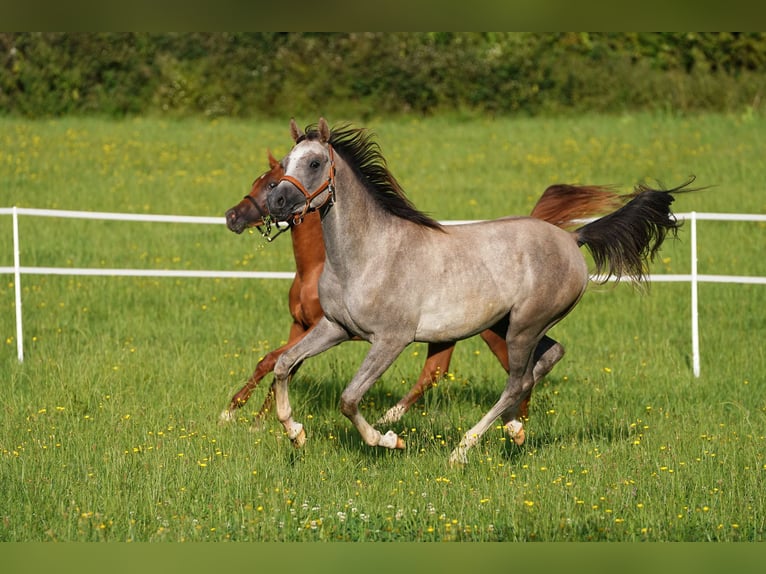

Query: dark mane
303;122;443;230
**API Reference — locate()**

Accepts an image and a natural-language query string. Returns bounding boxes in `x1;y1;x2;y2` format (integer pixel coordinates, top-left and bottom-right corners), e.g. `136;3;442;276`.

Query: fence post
690;211;699;377
12;206;24;362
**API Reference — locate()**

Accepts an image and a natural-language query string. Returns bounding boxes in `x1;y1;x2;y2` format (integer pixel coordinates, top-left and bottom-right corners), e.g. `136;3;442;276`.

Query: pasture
1;112;765;542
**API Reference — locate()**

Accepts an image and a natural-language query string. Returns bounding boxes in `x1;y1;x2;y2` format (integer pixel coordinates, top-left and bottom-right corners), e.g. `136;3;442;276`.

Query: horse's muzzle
225;207;247;234
266;183;306;223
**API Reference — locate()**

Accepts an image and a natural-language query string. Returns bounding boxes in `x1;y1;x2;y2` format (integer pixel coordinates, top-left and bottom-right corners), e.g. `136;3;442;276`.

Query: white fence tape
3;207;765;373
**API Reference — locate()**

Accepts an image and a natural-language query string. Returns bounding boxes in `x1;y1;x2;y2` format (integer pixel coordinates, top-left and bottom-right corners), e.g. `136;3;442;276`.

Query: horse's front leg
340;339;410;450
272;317;350;447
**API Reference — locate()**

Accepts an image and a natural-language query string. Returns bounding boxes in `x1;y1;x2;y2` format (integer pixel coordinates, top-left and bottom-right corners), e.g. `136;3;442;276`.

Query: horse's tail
530;184;627;229
574;178;698;284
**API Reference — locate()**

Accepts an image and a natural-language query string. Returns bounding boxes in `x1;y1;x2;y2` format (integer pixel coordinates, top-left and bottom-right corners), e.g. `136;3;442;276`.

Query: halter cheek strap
243;193;268;221
279;145;337;224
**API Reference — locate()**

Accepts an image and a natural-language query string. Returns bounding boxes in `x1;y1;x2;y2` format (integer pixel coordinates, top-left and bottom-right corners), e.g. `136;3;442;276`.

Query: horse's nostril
276;196;285;208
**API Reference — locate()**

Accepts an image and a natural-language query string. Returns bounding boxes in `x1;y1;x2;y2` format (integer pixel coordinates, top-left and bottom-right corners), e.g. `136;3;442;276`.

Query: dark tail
574;177;699;284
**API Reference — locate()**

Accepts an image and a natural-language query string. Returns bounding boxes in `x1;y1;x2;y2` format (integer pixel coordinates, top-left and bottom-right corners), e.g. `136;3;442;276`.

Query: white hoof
505;419;526;446
378;430;405;450
292;427;306;448
287;422;306;448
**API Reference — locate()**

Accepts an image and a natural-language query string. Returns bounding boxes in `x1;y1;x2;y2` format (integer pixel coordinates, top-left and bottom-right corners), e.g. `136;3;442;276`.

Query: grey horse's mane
302;122;443;230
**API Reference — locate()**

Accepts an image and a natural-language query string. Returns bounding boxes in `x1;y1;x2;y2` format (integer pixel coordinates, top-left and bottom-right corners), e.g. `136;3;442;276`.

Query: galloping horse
265;118;693;465
221;151;627;445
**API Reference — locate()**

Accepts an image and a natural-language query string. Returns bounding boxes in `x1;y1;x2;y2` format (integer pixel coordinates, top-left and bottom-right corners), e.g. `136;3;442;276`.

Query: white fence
3;206;766;376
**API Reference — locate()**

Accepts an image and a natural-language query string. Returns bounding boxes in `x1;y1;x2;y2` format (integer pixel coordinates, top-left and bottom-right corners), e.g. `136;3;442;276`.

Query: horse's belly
414;305;504;342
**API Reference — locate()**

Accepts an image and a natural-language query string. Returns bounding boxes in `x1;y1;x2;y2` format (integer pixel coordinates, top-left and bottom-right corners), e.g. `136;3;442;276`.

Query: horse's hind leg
502;335;565;445
449;337;538;466
377;341;455;425
219;351;279;423
219;322;311;424
450;311;550;464
478;315;565;444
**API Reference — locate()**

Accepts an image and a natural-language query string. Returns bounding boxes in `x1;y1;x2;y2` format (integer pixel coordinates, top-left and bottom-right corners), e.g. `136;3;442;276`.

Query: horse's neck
320;165;405;273
290;211;325;277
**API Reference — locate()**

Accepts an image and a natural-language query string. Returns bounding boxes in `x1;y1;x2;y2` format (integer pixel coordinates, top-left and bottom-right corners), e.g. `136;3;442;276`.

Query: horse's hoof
378;430;404;450
219;409;235;424
292;428;306;448
504;420;526;446
449;449;468;467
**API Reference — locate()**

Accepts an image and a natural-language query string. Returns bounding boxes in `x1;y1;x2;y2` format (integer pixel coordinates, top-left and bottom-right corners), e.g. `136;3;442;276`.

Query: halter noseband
242;194;288;242
278;144;337;224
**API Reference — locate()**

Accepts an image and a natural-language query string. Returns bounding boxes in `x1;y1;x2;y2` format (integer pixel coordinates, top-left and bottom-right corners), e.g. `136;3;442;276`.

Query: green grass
1;112;765;541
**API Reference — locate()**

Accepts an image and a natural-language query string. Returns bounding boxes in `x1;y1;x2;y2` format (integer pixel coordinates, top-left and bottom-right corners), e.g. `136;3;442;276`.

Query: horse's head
225;150;286;238
267;118;336;224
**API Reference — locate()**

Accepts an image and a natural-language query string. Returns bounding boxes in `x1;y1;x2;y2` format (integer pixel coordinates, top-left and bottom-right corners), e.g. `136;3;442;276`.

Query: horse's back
444;216;586;278
460;215;586;292
406;216;588;342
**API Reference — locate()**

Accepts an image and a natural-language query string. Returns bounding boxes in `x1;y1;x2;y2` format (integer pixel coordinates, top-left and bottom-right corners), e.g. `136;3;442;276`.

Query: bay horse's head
225;150;288;240
267;118;336;224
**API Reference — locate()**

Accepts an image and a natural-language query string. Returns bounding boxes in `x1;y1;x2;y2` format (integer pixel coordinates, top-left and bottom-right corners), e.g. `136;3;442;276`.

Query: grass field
1;112;765;542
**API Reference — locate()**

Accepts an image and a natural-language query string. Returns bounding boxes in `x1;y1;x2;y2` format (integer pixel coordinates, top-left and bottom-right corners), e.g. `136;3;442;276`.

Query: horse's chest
318;274;403;337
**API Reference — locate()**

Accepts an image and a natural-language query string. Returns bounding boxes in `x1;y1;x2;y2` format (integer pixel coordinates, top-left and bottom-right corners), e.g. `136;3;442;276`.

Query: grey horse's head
267;118;335;224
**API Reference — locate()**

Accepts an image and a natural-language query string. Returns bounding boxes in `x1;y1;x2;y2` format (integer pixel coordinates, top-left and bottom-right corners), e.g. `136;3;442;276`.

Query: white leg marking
219;409;236;423
449;445;468;466
377;404;406;426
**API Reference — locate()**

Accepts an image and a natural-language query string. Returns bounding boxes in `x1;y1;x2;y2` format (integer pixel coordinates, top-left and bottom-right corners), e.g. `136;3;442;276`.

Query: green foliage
1;33;765;118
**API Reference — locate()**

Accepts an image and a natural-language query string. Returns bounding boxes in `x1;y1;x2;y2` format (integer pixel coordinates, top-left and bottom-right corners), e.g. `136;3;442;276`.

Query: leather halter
242;193;288;242
278;144;337;224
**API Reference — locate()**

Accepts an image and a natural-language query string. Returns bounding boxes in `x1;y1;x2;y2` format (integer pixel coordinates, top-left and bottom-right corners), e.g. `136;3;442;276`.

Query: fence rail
3;206;765;375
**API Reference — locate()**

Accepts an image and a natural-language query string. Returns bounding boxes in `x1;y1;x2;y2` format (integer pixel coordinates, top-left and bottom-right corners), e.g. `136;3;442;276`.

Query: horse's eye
268;181;278;189
310;160;321;169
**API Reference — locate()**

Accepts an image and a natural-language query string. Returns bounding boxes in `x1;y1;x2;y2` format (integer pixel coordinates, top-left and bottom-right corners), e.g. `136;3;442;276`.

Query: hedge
1;32;764;118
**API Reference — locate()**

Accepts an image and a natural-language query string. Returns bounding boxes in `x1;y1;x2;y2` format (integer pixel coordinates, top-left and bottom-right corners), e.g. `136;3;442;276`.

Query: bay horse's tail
574;178;698;283
530;184;626;229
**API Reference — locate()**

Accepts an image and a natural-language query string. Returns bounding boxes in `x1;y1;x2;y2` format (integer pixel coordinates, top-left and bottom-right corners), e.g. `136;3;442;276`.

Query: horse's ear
318;117;330;143
267;149;279;168
289;118;303;142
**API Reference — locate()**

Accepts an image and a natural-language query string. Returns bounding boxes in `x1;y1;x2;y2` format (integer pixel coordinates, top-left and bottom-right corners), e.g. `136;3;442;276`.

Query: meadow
1;112;765;543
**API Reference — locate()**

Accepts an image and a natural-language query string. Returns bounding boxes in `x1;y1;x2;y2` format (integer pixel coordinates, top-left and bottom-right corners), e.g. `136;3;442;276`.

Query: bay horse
265;118;694;465
221;151;627;446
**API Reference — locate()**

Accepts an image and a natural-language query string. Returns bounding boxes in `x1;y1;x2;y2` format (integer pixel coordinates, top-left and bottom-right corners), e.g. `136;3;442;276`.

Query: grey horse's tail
574;178;698;283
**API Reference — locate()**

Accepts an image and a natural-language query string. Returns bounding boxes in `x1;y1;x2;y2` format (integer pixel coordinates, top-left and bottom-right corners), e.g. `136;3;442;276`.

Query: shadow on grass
251;371;633;465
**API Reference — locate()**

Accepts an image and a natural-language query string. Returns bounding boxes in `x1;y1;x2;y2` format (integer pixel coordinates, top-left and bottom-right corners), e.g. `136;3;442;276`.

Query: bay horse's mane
301;122;443;230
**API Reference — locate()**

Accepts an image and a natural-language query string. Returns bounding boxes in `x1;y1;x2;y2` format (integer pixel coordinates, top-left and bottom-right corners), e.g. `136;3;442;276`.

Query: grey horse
266;117;693;465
